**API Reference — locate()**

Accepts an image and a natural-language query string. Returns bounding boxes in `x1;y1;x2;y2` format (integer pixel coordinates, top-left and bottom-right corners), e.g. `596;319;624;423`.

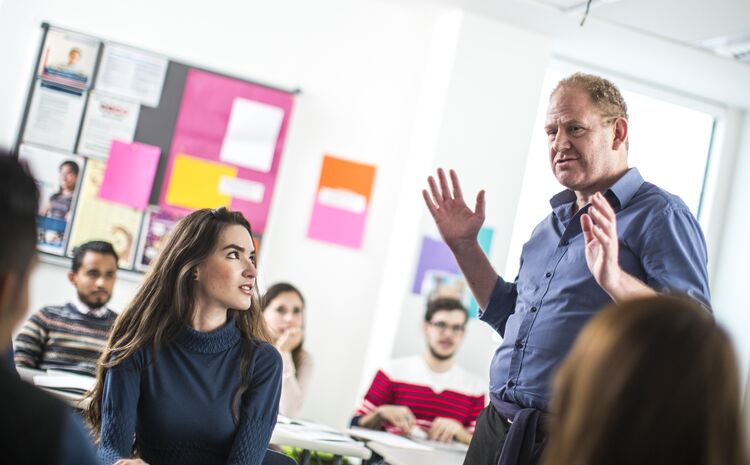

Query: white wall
712;112;750;394
386;14;551;385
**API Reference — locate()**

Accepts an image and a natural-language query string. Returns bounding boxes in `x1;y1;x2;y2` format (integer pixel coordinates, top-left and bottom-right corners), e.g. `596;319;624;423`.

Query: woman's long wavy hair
85;207;271;438
542;295;747;465
262;282;306;371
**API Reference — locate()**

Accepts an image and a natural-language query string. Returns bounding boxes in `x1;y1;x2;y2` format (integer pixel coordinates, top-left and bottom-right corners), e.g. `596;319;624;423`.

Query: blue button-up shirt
480;168;710;411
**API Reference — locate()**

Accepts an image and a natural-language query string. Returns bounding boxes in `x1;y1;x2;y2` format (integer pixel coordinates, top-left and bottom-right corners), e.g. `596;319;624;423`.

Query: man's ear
421;321;429;337
68;270;76;285
612;117;628;151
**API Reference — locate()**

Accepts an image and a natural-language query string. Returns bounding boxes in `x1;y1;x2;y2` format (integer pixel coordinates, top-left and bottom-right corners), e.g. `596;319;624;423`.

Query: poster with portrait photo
67;159;143;269
18;144;85;256
37;27;99;91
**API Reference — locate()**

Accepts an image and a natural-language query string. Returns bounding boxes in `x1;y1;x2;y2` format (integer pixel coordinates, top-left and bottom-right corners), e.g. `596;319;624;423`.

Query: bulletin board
14;23;299;272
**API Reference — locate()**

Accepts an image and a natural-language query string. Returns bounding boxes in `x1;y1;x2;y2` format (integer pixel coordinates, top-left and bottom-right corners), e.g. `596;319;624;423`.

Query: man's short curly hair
552;73;629;122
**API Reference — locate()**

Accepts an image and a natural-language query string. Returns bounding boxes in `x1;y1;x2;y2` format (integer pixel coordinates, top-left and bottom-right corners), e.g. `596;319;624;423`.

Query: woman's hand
276;327;303;352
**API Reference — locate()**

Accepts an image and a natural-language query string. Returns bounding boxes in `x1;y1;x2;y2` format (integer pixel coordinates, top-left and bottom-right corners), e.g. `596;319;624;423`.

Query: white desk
16;366;92;409
367;441;466;465
271;420;372;465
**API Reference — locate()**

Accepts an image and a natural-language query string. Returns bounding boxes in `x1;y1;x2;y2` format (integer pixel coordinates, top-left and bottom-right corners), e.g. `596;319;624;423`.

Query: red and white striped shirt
354;355;487;434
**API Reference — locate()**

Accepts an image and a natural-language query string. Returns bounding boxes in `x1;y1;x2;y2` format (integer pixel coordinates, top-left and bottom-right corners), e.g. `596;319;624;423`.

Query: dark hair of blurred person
0;151;98;465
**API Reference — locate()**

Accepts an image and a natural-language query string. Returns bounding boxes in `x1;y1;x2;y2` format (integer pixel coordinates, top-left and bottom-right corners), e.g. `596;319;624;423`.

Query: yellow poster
165;153;238;210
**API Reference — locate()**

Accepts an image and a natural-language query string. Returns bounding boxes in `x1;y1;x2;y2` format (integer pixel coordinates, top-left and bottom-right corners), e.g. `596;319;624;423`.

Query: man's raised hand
422;168;485;250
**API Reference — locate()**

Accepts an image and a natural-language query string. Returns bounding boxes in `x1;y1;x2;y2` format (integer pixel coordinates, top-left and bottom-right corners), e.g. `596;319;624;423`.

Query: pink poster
159;69;294;233
307;155;376;249
308;201;368;249
99;140;160;210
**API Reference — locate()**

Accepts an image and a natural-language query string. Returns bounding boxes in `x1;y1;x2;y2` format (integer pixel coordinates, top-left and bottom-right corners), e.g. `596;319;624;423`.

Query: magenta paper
99;140;160;210
307;201;367;249
159;69;294;232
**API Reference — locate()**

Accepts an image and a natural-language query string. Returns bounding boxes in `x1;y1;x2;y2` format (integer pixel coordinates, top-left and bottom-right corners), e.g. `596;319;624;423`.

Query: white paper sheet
347;427;434;451
218;176;265;203
23;82;86;152
317;187;367;213
96;43;168;107
77;92;140;158
219;98;284;172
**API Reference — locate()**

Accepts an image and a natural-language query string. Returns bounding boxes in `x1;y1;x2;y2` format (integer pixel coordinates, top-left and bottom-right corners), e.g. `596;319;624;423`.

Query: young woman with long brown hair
85;207;282;465
543;295;747;465
262;283;313;417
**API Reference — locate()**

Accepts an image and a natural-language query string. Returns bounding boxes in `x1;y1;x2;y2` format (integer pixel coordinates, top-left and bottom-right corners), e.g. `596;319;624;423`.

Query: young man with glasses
352;298;486;445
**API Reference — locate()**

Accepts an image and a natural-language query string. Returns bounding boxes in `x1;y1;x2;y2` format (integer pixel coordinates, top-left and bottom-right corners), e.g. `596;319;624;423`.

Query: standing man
15;240;119;377
352;298;486;445
422;73;710;464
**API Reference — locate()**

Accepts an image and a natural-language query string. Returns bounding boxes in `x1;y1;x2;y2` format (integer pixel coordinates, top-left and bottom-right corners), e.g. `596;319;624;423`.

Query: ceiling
536;0;750;60
409;0;750;64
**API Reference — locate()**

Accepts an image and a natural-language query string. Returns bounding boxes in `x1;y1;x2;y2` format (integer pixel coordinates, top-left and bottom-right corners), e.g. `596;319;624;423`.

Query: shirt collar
549;167;644;211
71;296;110;318
607;167;643;209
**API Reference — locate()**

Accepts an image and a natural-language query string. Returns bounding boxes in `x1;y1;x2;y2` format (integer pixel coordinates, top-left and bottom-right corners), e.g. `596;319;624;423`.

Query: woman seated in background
262;283;313;418
86;207;282;465
543;295;747;465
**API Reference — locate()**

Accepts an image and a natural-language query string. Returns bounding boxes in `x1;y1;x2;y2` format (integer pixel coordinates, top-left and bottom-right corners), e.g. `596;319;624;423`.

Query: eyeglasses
428;321;465;334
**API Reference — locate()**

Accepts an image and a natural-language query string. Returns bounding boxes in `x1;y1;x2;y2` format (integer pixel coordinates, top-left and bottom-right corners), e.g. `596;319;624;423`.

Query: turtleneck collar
175;316;241;354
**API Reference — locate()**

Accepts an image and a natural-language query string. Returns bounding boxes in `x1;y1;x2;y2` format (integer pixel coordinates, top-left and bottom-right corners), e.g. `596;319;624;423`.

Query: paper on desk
16;366;46;383
276;424;359;444
285;418;342;433
347;427;433;451
34;372;96;393
413;438;469;453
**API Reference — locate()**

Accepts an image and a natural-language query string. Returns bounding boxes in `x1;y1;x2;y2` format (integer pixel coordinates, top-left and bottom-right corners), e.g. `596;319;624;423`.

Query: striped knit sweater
354;355;487;434
14;303;117;376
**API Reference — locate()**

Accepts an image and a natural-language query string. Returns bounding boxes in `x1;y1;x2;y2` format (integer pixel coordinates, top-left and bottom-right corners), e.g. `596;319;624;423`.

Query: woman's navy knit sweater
97;318;282;465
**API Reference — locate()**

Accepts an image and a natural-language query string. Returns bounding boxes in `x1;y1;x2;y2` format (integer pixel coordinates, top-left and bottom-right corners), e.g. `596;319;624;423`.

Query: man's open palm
423;169;485;248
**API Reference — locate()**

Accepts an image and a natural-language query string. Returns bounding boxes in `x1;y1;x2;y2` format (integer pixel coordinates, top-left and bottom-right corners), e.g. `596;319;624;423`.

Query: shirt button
507;380;515;388
515;341;523;349
561;240;569;246
530;306;537;312
545;272;552;278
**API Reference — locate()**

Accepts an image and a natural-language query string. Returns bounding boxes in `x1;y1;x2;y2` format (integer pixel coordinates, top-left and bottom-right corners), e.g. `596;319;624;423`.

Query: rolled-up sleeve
478;276;518;337
640;207;711;310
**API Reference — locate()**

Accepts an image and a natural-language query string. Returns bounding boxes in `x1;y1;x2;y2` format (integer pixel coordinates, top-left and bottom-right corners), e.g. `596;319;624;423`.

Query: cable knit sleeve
278;349;313;417
97;351;143;465
226;342;282;465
